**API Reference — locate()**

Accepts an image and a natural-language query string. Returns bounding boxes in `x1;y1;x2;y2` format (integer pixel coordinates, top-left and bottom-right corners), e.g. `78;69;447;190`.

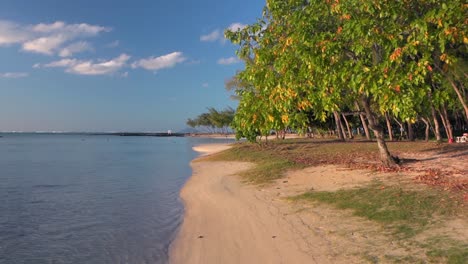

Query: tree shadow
422;144;468;155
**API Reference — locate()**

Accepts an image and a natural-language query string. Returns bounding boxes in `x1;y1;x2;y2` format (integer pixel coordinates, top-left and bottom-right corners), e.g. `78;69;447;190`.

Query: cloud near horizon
0;20;109;57
0;72;29;78
200;22;247;43
217;56;240;65
36;54;130;75
131;52;186;71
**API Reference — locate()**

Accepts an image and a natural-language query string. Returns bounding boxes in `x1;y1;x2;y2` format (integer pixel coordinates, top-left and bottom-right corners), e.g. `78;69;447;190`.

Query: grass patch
203;143;302;184
291;182;460;238
424;236;468;264
427;245;468;264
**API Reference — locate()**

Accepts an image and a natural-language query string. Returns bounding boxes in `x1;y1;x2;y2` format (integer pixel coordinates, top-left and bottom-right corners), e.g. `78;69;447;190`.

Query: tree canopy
186;107;235;134
226;0;467;166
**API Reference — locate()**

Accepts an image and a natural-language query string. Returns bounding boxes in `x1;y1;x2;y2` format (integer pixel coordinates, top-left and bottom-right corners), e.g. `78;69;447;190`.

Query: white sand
169;144;341;263
169;159;317;263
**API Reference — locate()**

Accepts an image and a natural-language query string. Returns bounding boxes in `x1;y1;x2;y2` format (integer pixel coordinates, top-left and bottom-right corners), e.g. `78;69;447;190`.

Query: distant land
0;131;186;137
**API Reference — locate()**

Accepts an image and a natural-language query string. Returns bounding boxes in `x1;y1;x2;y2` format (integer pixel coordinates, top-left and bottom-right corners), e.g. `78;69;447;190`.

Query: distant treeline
186;107;235;134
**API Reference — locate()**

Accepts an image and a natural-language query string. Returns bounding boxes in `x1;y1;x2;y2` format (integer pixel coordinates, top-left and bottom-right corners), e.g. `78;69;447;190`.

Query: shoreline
168;143;322;263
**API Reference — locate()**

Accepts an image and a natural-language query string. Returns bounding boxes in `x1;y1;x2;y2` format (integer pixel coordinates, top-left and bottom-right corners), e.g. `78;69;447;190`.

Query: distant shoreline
0;132;239;138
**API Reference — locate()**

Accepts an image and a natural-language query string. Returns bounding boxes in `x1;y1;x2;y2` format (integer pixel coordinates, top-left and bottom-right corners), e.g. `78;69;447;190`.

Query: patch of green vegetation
203;143;302;184
291;182;459;238
423;236;468;264
427;246;468;264
383;254;425;263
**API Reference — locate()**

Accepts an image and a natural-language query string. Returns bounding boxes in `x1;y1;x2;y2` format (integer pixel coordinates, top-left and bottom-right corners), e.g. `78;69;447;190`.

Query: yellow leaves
281;114;289;124
412;40;420;46
252;113;257;123
440;53;447;61
438;19;443;27
341;14;351;20
268;115;274;122
444;27;458;38
464;36;468;44
389;47;402;61
297;100;311;111
281;38;293;53
363;66;370;72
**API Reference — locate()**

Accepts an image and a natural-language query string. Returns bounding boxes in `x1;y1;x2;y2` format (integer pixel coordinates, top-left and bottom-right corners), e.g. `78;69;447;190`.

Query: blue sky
0;0;264;132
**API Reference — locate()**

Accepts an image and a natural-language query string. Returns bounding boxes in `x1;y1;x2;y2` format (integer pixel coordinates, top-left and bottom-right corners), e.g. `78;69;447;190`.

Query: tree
186;107;235;133
226;0;467;167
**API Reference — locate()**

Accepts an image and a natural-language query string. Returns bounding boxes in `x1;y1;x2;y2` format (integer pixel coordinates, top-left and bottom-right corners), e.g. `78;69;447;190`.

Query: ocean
0;133;233;264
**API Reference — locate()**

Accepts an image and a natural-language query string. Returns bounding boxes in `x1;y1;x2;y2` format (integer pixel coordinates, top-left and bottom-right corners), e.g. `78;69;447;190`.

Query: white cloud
0;72;28;78
200;22;247;43
22;35;68;55
0;19;109;56
39;54;130;75
131;52;186;71
0;20;30;46
202;82;209;88
217;57;241;65
31;21;109;36
200;30;221;42
59;41;93;57
227;23;247;32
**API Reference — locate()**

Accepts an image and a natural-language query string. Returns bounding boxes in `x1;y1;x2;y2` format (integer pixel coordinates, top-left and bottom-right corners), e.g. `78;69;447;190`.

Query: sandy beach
169;143;468;263
169;143;377;263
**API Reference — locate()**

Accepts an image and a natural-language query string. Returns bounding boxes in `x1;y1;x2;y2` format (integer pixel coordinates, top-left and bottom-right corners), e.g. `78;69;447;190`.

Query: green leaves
225;0;467;142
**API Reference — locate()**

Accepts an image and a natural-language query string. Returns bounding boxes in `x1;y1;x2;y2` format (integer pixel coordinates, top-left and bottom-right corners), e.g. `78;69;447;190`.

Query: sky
0;0;265;132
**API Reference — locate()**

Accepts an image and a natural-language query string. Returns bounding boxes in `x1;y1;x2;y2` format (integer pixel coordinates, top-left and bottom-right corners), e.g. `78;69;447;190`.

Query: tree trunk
421;117;430;142
448;78;468;122
342;114;354;139
393;118;405;140
407;121;415;141
360;96;396;167
385;112;394;141
439;112;450;139
441;105;454;140
339;114;348;140
431;105;442;142
361;114;371;139
333;111;346;141
355;102;371;139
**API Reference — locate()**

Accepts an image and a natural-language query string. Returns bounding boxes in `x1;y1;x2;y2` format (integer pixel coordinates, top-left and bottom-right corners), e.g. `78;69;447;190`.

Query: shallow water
0;134;232;264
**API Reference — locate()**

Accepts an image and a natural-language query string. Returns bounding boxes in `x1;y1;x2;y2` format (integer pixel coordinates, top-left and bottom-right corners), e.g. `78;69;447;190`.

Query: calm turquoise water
0;134;233;264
